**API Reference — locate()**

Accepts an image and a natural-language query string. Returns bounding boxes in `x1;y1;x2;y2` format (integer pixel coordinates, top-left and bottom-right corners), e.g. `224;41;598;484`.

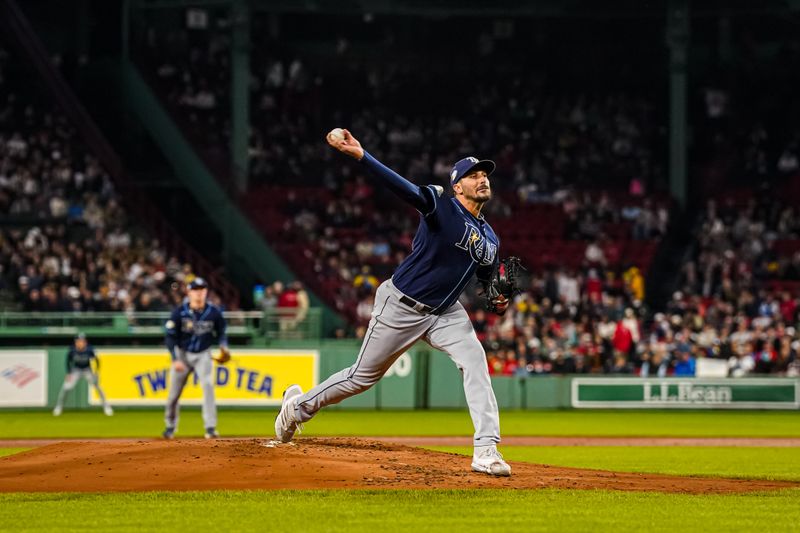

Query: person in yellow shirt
353;265;379;290
624;266;645;301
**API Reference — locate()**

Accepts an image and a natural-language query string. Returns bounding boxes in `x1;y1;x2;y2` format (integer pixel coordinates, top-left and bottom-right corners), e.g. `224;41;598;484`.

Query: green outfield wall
1;344;797;410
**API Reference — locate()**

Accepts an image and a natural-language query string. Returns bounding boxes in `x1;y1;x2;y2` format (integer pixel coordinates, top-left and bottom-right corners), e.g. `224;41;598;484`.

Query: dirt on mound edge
0;438;795;494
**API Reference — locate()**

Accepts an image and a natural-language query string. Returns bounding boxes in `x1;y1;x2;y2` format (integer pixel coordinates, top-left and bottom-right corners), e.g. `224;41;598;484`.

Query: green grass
2;409;800;439
3;410;800;532
0;448;29;458
1;489;799;532
429;446;800;482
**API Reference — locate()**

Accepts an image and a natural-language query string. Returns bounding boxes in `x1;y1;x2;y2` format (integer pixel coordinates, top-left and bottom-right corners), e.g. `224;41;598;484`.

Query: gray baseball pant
164;349;217;430
295;278;500;447
55;369;110;409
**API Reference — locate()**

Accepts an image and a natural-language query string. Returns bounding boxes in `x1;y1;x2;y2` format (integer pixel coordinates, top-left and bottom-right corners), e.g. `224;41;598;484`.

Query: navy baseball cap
449;156;496;186
188;277;208;290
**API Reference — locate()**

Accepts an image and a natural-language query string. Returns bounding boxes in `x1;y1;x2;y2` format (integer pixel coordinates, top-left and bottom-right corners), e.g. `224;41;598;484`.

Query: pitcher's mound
0;438;794;493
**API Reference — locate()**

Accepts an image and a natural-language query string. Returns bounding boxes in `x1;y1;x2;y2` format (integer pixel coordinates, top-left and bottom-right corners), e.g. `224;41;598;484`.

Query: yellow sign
89;349;318;405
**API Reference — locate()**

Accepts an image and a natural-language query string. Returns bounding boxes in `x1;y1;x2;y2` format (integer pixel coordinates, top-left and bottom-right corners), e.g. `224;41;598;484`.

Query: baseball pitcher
53;333;113;416
163;277;229;439
275;128;513;476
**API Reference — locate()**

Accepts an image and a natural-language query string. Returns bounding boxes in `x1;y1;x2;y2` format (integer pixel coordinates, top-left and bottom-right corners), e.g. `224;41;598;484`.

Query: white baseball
329;128;345;142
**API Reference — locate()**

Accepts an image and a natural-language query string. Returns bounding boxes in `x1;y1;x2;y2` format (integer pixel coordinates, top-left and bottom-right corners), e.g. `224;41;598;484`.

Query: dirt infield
0;438;796;494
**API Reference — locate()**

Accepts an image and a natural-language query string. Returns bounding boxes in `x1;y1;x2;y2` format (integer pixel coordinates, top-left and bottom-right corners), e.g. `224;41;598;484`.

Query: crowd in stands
0;46;219;312
256;279;309;316
692;29;800;198
145;25;665;193
136;17;796;376
472;190;800;379
702;83;800;188
472;267;799;378
489;34;800;379
147;27;230;163
685;195;800;296
140;22;670;326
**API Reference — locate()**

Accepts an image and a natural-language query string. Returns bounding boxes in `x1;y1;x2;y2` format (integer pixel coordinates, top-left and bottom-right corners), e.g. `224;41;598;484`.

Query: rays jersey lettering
455;222;498;266
165;302;228;358
67;347;96;370
180;318;215;336
392;185;500;312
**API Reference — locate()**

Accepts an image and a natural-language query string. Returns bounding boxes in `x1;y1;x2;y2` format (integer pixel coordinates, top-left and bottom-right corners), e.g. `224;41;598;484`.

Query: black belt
399;295;439;315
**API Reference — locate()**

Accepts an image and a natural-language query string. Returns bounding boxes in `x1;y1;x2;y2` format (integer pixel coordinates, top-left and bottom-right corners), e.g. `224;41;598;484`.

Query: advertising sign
0;350;47;407
90;349;318;406
571;378;799;409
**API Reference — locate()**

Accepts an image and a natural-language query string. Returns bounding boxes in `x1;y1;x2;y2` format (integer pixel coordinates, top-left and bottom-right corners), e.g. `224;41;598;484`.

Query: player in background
163;277;228;439
53;333;113;416
275;128;512;476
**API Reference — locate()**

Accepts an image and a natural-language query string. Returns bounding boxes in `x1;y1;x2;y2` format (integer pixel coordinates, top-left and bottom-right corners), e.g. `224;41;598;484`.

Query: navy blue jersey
361;151;499;313
67;346;97;371
165;302;228;359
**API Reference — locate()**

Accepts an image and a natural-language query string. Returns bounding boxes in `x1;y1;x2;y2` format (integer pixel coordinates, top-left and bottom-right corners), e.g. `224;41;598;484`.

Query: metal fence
0;308;322;341
258;308;323;341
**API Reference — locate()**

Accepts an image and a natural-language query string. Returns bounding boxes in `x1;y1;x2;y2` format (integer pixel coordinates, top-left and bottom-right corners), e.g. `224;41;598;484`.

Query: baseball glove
483;257;523;315
213;347;231;364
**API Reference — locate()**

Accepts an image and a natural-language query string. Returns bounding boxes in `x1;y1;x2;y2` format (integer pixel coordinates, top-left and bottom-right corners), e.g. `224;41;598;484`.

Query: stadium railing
0;309;323;342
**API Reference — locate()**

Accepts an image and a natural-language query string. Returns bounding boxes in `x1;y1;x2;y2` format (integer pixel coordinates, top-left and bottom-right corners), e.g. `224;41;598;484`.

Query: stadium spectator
0;45;224;312
276;280;310;333
673;350;697;377
137;24;674;333
131;20;800;376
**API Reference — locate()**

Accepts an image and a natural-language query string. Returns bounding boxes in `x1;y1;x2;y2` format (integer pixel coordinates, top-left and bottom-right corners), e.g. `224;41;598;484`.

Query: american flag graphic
1;364;40;388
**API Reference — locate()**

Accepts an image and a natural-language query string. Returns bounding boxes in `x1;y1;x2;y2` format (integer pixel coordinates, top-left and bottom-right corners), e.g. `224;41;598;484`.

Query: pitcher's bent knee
344;373;378;394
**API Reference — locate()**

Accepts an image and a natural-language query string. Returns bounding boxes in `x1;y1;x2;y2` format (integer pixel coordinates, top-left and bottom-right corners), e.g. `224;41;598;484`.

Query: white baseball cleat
52;406;62;417
104;405;114;416
274;384;304;443
472;445;512;477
